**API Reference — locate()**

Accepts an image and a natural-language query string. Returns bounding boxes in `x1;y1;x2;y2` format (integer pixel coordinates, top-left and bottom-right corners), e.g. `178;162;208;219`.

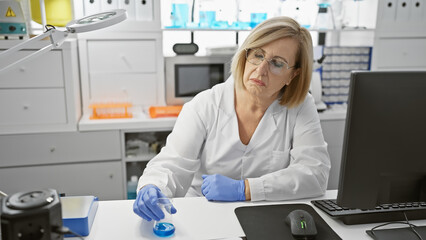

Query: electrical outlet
136;0;153;21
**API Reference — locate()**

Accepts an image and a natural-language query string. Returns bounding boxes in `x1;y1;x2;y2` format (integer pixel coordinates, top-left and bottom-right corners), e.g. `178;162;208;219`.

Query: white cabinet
0;39;81;135
78;33;165;116
372;0;426;70
0;131;124;200
0;161;123;200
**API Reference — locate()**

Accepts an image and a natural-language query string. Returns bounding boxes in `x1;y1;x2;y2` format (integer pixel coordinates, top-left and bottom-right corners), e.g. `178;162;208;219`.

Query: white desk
70;190;426;240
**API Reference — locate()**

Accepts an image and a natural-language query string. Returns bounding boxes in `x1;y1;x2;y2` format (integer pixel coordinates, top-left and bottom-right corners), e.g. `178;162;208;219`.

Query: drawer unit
0;131;121;168
87;40;156;73
0;89;67;126
0;39;81;135
0;50;64;88
0;160;124;200
78;32;165;116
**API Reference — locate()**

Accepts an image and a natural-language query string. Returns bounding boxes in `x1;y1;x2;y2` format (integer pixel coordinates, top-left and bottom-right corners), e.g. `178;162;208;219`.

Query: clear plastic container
127;176;139;199
170;0;190;28
153;198;175;237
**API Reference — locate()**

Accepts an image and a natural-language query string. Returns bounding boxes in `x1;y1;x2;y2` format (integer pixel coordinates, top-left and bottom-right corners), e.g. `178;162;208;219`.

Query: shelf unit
121;128;173;199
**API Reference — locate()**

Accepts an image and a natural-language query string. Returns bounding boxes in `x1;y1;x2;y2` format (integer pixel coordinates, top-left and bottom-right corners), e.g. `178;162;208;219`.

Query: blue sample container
199;10;216;28
171;3;189;28
153;222;176;237
250;13;267;28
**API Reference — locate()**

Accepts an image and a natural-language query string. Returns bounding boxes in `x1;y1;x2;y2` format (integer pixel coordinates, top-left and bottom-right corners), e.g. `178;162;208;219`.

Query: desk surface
70;190;426;240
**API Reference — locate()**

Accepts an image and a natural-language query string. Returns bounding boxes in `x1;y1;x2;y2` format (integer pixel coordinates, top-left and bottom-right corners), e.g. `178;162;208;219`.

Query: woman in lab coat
133;16;331;222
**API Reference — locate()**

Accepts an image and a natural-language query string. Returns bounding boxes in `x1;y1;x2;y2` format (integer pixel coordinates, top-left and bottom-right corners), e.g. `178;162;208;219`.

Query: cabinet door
0;50;64;88
0;131;121;167
87;40;156;73
0;88;67;125
0;161;124;200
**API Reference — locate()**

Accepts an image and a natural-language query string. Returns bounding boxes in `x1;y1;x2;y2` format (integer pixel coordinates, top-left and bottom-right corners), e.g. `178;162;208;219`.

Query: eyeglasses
245;48;297;75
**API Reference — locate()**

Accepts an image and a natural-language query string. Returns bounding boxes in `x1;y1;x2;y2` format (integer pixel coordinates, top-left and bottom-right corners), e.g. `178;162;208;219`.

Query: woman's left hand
201;174;246;201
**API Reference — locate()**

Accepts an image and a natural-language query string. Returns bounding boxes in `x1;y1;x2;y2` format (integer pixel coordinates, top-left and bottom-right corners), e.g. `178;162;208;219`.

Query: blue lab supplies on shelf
61;196;99;237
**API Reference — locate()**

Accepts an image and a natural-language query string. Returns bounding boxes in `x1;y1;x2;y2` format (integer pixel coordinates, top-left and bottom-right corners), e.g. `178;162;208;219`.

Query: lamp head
66;9;127;33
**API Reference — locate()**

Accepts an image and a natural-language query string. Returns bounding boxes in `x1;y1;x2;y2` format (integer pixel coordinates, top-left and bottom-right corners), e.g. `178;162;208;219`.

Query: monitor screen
337;71;426;210
175;64;224;97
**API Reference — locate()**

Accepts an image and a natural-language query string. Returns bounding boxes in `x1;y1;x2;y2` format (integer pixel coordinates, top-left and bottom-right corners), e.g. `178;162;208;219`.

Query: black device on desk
285;209;317;239
1;189;63;240
312;71;426;225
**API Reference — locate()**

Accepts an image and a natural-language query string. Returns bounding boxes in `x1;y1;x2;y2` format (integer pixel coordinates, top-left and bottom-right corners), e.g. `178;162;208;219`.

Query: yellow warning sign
6;7;16;17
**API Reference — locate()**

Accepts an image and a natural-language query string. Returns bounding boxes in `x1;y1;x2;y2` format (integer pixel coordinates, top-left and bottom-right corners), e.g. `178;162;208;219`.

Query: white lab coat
138;76;331;201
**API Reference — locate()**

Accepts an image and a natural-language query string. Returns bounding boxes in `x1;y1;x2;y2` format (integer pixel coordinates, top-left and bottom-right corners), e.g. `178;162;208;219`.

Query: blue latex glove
133;184;177;221
201;174;246;202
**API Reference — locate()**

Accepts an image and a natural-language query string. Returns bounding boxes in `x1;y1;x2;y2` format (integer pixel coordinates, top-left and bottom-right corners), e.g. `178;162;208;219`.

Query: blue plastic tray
61;196;99;237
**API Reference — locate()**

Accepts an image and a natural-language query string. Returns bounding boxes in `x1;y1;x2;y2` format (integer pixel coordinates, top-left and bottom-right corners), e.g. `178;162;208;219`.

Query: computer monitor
337;71;426;210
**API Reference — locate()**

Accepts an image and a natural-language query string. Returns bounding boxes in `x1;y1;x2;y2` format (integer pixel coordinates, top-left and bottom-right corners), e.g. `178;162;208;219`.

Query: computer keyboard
312;199;426;225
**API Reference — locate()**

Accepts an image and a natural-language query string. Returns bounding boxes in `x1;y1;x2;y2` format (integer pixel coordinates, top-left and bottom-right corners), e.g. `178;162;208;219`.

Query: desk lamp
0;9;127;73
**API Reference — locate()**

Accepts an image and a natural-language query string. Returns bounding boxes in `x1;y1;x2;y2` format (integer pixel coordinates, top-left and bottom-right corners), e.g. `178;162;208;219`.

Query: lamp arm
0;29;68;73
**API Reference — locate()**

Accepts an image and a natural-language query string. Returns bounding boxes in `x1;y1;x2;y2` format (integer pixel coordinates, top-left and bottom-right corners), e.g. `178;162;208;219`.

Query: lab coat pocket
270;149;291;171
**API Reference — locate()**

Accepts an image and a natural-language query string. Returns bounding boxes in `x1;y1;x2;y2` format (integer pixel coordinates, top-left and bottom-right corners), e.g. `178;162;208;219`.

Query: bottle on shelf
127;175;139;199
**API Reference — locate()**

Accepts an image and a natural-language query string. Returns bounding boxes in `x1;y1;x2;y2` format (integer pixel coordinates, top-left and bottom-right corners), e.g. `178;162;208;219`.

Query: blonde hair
231;16;313;108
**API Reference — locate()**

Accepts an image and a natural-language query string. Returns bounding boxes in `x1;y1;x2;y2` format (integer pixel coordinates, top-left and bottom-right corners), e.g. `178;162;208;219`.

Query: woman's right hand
133;184;177;221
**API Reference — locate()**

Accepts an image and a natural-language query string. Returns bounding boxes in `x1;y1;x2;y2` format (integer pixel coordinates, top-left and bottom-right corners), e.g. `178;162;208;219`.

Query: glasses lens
246;48;288;75
247;49;264;65
269;58;286;75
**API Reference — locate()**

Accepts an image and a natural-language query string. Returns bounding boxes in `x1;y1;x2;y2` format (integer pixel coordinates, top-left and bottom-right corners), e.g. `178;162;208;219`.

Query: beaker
198;0;216;28
170;0;190;28
153;198;175;237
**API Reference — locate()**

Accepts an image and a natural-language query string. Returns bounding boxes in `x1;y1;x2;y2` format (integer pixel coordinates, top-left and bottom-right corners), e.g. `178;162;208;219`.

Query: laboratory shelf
162;28;375;33
124;153;157;162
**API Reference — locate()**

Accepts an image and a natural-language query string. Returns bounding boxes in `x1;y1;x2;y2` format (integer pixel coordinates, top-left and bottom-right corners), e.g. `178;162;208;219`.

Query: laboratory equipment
153;198;176;237
171;0;199;54
285;209;318;239
1;189;63;240
149;105;183;118
89;102;133;119
198;0;216;28
165;55;232;105
170;0;190;28
127;175;139;199
61;196;99;237
314;2;335;29
312;71;426;224
0;0;27;39
0;9;127;73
